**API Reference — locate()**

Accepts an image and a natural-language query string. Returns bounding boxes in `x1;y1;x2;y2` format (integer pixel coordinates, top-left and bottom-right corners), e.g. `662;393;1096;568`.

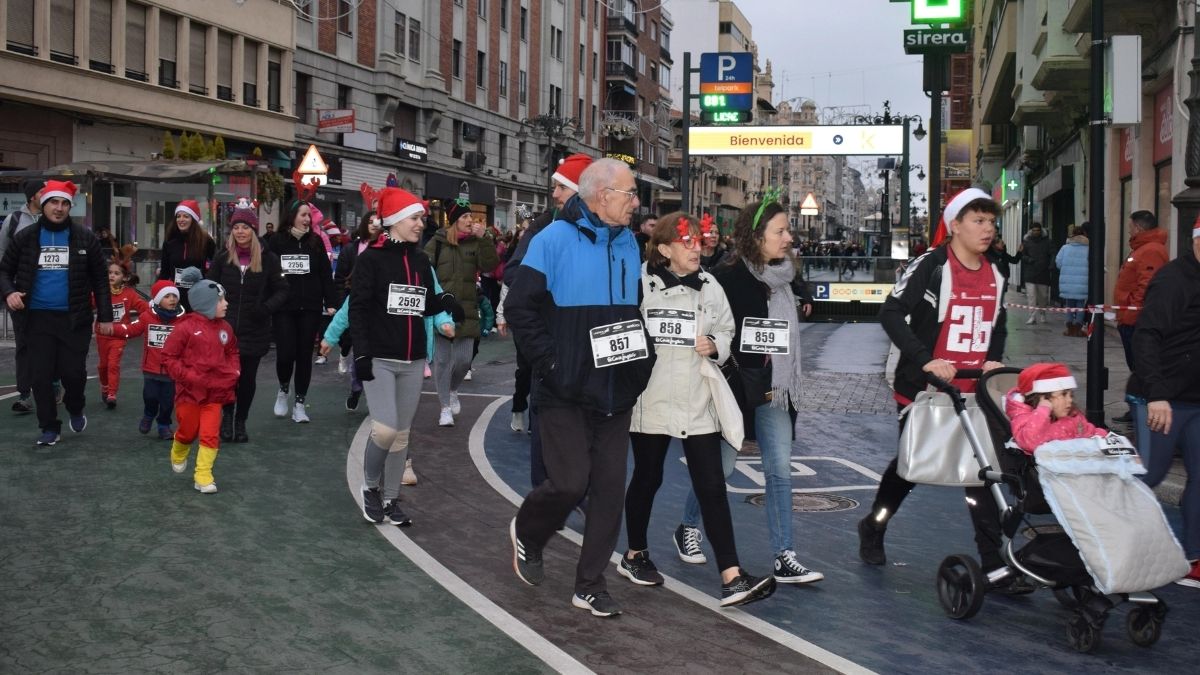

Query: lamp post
519;114;582;203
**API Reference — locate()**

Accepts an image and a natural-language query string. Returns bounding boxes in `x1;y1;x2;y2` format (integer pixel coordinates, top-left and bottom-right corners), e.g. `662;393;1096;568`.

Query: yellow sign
688;125;904;156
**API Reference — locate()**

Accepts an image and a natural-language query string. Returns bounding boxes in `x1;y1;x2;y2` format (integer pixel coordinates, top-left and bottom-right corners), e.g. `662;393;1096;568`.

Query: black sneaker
11;394;33;414
138;416;153;434
232;419;249;443
510;517;544;585
383;499;412;527
617;551;665;586
220;412;234;442
987;569;1037;596
673;524;707;564
774;550;824;584
68;414;87;433
36;430;60;446
858;516;887;565
362;487;385;523
346;390;362;411
720;570;777;607
572;591;622;617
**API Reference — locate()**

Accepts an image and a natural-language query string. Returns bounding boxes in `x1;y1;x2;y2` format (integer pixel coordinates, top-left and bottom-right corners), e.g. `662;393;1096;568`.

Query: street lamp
519;114;584;201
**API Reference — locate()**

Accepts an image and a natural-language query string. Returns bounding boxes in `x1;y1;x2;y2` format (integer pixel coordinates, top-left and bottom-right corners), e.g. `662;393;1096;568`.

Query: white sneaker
171;460;187;474
1025;315;1037;325
449;392;462;415
273;389;289;417
314;355;327;365
438;407;455;427
510;411;527;432
194;482;218;494
401;458;418;486
292;401;310;423
338;355;351;374
464;369;473;381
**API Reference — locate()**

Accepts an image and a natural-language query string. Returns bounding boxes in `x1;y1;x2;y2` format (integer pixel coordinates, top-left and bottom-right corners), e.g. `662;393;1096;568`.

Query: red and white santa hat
378;187;426;226
931;187;992;247
40;180;78;205
174;199;203;225
551;153;593;192
150;279;180;306
1013;362;1077;402
1193;213;1200;239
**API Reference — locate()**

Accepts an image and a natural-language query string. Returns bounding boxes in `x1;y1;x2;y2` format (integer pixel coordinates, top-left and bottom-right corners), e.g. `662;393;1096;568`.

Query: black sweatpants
26;311;91;434
512;345;532;413
224;353;263;422
515;406;632;595
627;432;739;572
12;311;30;395
868;404;1005;570
273;310;321;398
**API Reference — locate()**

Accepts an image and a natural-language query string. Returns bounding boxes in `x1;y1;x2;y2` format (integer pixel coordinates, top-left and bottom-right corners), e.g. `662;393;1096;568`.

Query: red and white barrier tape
1005;302;1140;314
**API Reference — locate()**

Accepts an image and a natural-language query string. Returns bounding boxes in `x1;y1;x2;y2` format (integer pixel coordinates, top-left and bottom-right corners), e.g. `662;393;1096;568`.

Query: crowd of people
2;163;1198;614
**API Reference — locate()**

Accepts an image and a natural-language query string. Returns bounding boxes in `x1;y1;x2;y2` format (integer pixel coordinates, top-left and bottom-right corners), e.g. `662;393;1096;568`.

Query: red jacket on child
161;312;240;406
1004;388;1107;454
142;305;184;376
95;286;150;339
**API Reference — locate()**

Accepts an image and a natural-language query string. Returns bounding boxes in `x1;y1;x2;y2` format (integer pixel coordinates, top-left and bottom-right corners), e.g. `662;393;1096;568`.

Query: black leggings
626;432;740;571
225;354;262;421
274;310;320;398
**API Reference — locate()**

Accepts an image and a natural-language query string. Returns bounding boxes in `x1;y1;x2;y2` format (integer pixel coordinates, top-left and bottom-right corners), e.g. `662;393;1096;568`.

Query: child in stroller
1004;362;1108;452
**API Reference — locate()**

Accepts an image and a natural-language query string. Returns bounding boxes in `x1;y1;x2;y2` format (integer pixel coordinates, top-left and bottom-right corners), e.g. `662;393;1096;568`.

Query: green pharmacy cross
911;0;967;24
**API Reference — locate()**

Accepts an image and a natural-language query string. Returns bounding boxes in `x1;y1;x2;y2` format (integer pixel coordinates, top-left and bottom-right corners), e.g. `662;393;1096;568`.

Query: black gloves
354;356;375;382
439;293;465;324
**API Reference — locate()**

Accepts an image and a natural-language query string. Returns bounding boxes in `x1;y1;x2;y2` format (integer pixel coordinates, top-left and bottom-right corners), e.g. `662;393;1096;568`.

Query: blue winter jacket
1055;235;1089;300
504;195;655;414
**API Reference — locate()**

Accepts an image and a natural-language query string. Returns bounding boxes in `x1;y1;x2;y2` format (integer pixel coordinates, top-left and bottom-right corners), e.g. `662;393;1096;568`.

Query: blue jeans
142;376;175;428
682;439;737;527
755;403;796;554
1133;400;1200;559
1064;297;1085;325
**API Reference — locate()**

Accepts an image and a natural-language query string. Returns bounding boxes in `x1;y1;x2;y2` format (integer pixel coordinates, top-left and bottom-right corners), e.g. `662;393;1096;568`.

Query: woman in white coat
618;213;776;608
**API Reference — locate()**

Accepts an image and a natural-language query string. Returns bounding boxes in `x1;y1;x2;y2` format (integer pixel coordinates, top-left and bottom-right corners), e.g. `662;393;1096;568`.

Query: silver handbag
897;391;998;487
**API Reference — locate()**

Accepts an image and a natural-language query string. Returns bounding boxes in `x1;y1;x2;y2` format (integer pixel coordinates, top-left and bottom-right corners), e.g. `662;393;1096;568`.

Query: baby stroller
929;367;1183;653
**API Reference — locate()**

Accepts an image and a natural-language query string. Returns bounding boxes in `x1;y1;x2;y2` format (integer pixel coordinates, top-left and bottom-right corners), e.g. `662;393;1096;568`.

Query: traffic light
208;167;220;185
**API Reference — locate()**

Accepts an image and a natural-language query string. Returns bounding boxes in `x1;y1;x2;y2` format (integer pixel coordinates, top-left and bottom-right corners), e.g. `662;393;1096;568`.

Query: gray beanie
188;279;225;319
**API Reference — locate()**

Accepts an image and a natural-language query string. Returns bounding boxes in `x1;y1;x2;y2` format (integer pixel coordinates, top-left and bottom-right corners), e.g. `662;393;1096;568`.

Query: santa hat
150;279;180;306
174;200;202;225
40;180;77;205
551;153;593;192
378;187;426;226
1012;363;1077;402
931;187;992;247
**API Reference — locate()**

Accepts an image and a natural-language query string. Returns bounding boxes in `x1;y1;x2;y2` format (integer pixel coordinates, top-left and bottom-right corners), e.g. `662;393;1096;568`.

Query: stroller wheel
936;554;986;620
1067;613;1102;653
1053;586;1086;610
1126;606;1164;647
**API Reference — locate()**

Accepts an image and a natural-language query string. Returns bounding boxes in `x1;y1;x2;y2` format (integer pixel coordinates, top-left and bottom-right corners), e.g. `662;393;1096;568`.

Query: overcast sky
667;0;934;195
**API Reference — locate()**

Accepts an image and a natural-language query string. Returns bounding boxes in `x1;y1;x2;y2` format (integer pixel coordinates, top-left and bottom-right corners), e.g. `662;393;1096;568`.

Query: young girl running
1005;362;1107;452
96;256;148;408
140;279;184;439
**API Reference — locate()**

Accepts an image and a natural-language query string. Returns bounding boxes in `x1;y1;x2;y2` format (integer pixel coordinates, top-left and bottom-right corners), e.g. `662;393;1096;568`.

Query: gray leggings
361;358;425;501
432;335;474;407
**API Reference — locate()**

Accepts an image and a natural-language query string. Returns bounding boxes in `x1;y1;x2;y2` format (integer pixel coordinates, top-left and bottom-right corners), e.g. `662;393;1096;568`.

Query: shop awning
2;160;262;183
635;171;674;190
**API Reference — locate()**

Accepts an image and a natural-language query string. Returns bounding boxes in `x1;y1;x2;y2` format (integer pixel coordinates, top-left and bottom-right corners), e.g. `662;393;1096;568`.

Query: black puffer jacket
349;236;452;362
267;229;338;312
1129;252;1200;404
207;249;290;357
0;216;112;329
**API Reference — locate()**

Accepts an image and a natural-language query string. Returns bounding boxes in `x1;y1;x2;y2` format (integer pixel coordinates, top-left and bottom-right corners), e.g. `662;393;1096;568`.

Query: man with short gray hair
505;158;655;617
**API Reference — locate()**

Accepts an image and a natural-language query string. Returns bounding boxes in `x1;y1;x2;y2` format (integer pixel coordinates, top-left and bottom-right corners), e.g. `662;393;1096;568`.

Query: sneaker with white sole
401;458;417;486
720;570;777;607
384;499;413;526
273;389;289;417
314;355;327;365
438;407;454;427
464;369;473;381
36;430;60;446
69;414;87;433
194;482;218;494
572;591;621;617
618;551;664;586
773;550;824;584
673;524;707;564
510;517;544;585
291;401;310;423
510;411;527;432
171;459;187;474
362;487;384;523
449;392;461;415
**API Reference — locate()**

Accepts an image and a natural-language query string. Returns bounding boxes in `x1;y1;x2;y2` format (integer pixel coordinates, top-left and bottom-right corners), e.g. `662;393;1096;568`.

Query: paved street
1;294;1195;673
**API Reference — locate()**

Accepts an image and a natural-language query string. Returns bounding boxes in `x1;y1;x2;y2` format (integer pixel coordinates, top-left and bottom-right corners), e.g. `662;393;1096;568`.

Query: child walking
97;257;149;408
162;270;240;493
140;279;184;439
1005;362;1108;452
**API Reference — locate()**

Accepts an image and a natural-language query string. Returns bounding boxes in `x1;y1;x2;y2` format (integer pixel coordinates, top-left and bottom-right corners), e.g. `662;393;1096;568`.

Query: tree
161;131;176;160
213;135;227;160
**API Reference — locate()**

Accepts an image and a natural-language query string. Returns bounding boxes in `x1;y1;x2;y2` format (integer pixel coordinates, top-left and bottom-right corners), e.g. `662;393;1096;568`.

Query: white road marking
0;375;98;401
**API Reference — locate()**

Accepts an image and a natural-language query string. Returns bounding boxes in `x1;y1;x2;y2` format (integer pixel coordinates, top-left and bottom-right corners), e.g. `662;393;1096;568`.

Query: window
592;51;598;80
581;0;586;19
50;0;75;63
90;0;113;72
267;47;282;112
478;0;486;18
651;21;657;41
500;0;508;29
217;31;233;100
577;98;584;126
408;19;421;61
7;0;36;54
295;73;310;123
661;28;670;50
593;0;599;27
125;2;147;79
518;69;527;104
499;60;508;96
188;22;207;94
551;27;563;60
649;61;656;85
659;62;671;89
337;0;352;34
452;39;462;79
549;84;562;116
578;44;584;74
242;41;258;105
337;84;350;108
499;134;508;169
592;104;597;132
637;50;644;75
394;12;405;54
520;6;528;41
477;50;486;88
158;11;177;87
518;140;527;173
638;95;645;116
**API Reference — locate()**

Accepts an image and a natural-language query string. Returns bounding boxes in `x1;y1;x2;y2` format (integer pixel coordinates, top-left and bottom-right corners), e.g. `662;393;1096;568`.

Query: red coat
1113;228;1168;326
141;306;184;376
161;312;240;405
95;286;150;340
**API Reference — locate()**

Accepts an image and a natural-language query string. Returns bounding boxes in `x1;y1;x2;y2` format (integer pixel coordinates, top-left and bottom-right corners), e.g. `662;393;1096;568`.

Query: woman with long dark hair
159;199;216;311
267;199;338;423
207;204;289;442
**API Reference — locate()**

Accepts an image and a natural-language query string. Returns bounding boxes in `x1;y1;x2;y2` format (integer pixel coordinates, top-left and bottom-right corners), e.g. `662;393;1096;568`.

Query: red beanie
378;187;426;226
552;153;593;192
1015;363;1077;401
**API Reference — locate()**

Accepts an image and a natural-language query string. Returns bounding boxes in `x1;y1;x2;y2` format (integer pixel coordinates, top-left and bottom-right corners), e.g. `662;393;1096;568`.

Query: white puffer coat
630;263;735;437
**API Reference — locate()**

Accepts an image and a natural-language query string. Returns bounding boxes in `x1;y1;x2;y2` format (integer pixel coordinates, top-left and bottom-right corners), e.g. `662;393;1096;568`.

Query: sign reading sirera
903;28;971;55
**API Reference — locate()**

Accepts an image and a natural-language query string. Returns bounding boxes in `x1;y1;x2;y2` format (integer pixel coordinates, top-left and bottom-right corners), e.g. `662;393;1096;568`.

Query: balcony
607;15;637;37
605;60;636;83
1031;54;1089;91
659;43;672;63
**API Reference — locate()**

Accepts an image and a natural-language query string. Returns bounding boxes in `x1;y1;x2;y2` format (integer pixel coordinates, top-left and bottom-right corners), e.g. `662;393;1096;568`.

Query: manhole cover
746;493;859;512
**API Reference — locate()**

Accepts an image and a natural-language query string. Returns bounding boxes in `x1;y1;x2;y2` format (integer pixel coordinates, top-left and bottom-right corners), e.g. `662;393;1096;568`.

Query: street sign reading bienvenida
699;52;753;125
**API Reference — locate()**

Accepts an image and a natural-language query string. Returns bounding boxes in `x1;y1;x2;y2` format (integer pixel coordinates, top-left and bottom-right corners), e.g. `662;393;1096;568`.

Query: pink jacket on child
1004;388;1107;454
